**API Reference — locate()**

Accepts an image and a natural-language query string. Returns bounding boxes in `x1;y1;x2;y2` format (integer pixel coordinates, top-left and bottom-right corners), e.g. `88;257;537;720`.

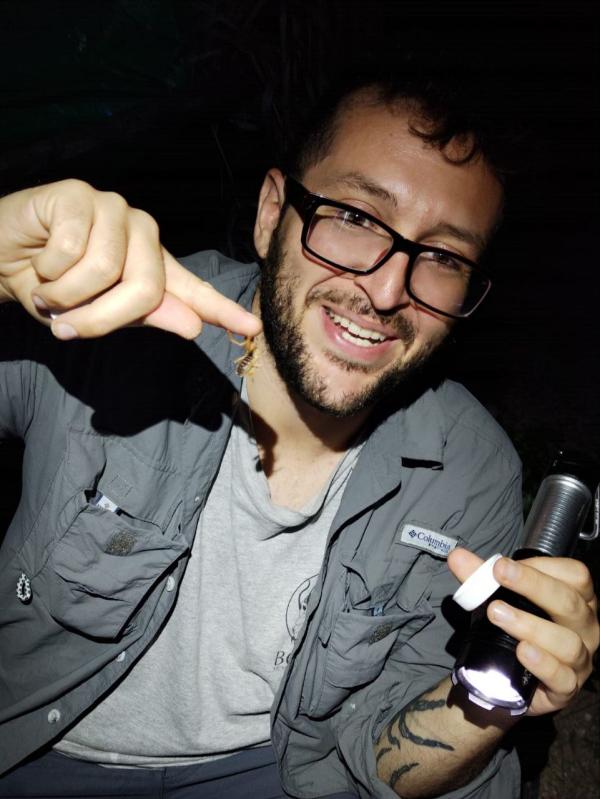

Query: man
0;76;597;798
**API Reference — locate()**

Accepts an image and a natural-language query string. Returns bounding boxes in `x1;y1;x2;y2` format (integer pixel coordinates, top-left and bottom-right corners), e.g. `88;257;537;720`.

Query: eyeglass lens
306;204;486;317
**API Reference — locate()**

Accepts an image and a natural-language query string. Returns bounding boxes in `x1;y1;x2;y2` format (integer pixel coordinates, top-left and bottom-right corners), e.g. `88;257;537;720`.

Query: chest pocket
29;428;187;640
299;541;449;719
302;600;433;719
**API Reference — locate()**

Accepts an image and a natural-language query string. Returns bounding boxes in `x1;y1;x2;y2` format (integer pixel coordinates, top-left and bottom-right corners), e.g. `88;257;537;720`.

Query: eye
423;250;467;273
334;209;373;229
315;204;389;241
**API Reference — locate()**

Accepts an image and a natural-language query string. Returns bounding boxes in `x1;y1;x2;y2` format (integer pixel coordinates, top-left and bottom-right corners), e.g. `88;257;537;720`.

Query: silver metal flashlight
451;452;599;714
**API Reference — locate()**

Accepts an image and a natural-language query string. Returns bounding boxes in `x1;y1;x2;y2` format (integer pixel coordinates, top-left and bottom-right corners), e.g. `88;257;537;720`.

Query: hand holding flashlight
448;454;599;716
448;547;599;716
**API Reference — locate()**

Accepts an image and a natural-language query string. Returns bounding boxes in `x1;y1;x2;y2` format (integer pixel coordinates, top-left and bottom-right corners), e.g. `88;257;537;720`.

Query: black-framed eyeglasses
285;176;492;319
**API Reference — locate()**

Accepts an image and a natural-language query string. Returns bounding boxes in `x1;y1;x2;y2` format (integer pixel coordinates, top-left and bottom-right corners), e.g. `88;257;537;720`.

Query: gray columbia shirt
0;250;524;798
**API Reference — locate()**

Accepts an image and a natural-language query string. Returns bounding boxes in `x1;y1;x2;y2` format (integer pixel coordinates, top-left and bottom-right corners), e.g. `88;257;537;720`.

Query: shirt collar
360;385;447;493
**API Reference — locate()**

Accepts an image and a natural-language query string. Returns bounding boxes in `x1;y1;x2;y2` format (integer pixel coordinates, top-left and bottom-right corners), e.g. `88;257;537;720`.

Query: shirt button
193;495;200;503
166;576;176;592
116;651;126;663
47;708;61;724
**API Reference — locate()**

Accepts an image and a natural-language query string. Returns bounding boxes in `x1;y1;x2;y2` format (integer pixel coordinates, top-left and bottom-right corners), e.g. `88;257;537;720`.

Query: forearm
374;676;516;799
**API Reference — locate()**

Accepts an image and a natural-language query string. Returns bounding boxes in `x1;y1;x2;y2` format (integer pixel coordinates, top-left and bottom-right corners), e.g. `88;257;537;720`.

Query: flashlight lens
453;665;528;714
461;667;523;703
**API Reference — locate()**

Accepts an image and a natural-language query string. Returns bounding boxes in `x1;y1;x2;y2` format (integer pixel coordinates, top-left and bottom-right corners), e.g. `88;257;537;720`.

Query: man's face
256;101;504;418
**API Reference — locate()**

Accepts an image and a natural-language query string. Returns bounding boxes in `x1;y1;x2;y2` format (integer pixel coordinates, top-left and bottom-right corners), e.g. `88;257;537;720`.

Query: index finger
493;557;593;627
164;254;262;337
501;556;596;605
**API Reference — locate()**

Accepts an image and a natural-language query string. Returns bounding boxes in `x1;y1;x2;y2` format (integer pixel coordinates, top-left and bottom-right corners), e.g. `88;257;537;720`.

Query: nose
352;252;412;312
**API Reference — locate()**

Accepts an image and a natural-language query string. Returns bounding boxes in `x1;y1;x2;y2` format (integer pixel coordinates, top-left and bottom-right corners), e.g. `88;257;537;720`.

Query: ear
253;169;287;259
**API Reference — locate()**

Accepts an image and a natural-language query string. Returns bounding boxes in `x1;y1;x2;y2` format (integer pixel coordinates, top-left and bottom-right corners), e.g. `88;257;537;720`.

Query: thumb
447;547;485;584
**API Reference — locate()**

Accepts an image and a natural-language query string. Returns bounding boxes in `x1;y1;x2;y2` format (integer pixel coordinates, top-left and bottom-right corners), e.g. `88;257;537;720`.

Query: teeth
341;331;377;347
327;310;388;343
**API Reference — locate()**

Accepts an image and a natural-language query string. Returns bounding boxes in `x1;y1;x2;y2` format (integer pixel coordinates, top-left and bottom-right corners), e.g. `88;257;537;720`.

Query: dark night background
1;0;598;479
0;1;598;795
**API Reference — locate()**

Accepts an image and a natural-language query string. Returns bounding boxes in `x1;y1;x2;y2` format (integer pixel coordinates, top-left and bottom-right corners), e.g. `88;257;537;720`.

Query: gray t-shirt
56;386;362;766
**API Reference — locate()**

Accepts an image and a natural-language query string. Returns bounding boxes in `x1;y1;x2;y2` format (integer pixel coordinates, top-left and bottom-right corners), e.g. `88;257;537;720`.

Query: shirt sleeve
0;305;42;440
333;465;524;799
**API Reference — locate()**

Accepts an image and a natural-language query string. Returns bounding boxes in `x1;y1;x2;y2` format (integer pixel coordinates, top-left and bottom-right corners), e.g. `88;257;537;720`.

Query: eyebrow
319;171;488;253
320;172;398;208
423;223;487;254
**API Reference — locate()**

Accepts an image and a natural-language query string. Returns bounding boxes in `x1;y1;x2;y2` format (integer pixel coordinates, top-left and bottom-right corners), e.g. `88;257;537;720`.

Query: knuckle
92;251;122;283
562;588;582;618
102;191;128;212
561;668;578;698
563;634;585;666
135;280;163;311
185;319;203;340
59;178;92;195
132;208;159;237
571;560;592;593
54;233;87;261
544;656;574;695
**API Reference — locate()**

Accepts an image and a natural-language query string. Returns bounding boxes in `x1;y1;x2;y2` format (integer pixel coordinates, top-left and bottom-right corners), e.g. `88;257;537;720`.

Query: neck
246;339;371;473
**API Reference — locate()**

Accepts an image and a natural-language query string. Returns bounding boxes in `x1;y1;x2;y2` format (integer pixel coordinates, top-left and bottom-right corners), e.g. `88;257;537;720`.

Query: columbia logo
400;524;458;558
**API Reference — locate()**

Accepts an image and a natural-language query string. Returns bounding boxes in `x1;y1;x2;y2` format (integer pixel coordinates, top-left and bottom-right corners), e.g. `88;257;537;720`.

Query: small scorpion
227;332;258;377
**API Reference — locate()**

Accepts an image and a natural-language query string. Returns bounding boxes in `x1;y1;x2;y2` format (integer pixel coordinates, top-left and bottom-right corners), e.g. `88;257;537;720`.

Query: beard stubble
259;221;441;418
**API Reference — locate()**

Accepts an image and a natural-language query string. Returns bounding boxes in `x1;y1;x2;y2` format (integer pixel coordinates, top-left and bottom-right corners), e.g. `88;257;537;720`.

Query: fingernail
497;558;520;583
52;323;78;340
490;601;516;623
31;295;48;311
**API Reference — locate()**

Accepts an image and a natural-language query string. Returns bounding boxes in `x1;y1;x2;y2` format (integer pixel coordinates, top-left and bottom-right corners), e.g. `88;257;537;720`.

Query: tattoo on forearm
389;762;419;786
394;696;454;750
377;693;455;790
375;746;392;763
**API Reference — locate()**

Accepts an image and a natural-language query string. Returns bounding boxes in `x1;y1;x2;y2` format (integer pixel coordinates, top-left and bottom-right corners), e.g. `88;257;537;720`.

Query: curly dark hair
283;64;518;186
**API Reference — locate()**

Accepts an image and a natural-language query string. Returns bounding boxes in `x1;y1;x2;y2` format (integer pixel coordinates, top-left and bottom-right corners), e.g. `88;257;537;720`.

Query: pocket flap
65;428;181;527
46;505;187;639
326;606;433;688
302;602;433;718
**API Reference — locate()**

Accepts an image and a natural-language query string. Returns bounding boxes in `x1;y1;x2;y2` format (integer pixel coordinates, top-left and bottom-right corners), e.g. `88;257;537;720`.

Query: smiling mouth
324;308;394;348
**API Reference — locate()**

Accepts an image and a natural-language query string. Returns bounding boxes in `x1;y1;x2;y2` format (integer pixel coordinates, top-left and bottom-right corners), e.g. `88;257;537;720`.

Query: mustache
305;288;416;341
